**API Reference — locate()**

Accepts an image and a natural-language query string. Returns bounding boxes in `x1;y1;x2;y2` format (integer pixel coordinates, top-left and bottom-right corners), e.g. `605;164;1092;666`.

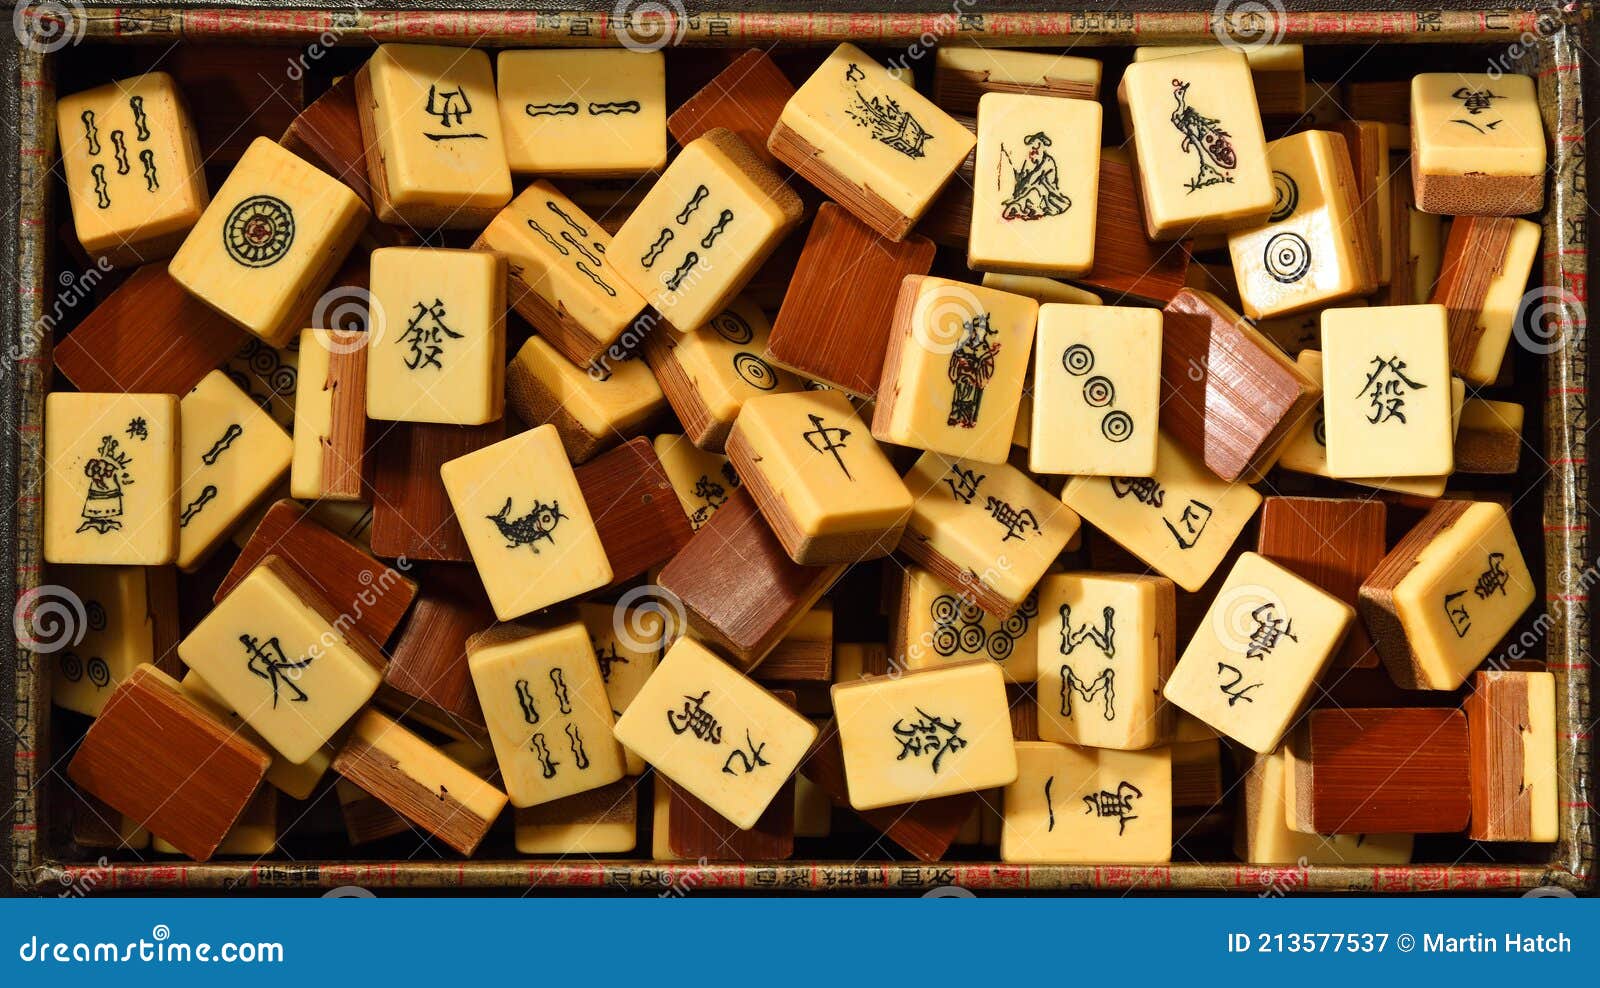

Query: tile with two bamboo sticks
67;664;271;862
176;370;292;571
497;49;666;178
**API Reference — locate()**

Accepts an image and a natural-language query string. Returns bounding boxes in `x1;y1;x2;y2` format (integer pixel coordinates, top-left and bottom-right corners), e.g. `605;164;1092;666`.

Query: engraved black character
1450;86;1504;132
689;474;729;529
223;195;296;268
1110;475;1165;507
1164;499;1212;549
1358;355;1427;425
1217;661;1262;706
399;299;464;371
1083;780;1142;835
566;723;590;770
593;639;628;682
802;412;853;480
531;732;559;778
240;633;313;708
90;164;111;209
526;101;579;117
999;132;1070;220
1474;552;1510;599
666;690;723;743
486;497;565;552
110;129;130;176
424;85;485;140
947;313;1000;429
139;149;159;192
1444;590;1473;638
550;667;573;714
843;63;932;159
700;209;734;249
1170;78;1237;193
664;252;700;292
129;95;150;140
983;496;1039;543
78;435;134;534
943;465;985;505
721;730;770;776
1244;602;1298;661
179;485;218;528
125;417;149;441
515;678;540;724
892;708;967;773
675;186;710;225
1263;232;1311;284
201;423;242;465
1045;775;1057;831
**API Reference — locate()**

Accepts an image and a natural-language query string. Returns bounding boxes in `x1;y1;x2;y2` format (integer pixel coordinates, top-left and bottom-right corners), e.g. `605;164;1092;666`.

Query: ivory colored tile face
169;137;366;347
514;779;639;854
180;669;335;802
497;50;666;177
775;44;975;231
729;389;912;564
48;566;156;718
1364;501;1534;691
1163;552;1353;752
477;181;647;366
178;557;384;765
506;336;665;463
1035;573;1175;750
439;424;612;621
289;329;335;500
1227;131;1371;319
1120;49;1274;239
57;72;207;266
466;619;626;807
45;392;179;566
226;337;301;430
367;248;506;425
874;277;1038;464
981;272;1102;306
1449;217;1541;385
832;661;1017;810
1030;303;1161;476
610;130;802;331
580;599;661;776
612;637;817;830
898;566;1042;683
901;451;1080;616
646;298;804;444
356;44;513;226
1060;430;1262;593
177;371;292;570
1321;304;1454;478
969;94;1101;277
652;434;742;531
1237;749;1414;864
1411;73;1545;213
1001;742;1171;864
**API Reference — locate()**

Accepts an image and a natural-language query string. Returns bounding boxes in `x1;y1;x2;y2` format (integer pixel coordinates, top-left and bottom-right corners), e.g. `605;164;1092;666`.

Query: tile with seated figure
1466;670;1557;842
1030;303;1161;477
1321;304;1454;479
178;555;385;765
643;297;804;452
1163;552;1353;752
1001;741;1171;864
831;660;1017;811
497;49;666;178
1411;72;1545;216
440;423;612;621
1035;572;1176;750
466;617;626;808
354;44;512;228
169;137;367;347
900;451;1079;618
652;434;742;531
1226;130;1375;320
611;129;803;332
770;44;975;241
612;637;818;830
1119;49;1273;240
177;370;292;570
506;336;664;466
1360;500;1534;691
728;389;912;565
48;565;159;718
45;392;179;566
894;565;1042;683
57;72;208;267
873;276;1038;464
475;180;648;369
969;94;1101;277
1060;430;1261;593
367;247;505;425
